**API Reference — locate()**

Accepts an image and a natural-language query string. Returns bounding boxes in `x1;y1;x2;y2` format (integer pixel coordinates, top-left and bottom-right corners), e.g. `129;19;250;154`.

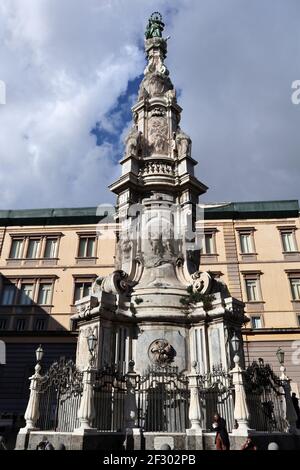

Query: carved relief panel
148;116;169;155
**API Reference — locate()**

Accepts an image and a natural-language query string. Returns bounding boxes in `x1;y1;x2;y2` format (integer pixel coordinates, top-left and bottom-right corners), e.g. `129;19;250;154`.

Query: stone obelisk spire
109;12;208;317
73;13;246;377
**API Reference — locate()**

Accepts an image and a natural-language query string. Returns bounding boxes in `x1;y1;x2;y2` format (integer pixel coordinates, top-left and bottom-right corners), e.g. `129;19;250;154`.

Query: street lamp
276;347;287;381
231;332;240;357
35;344;44;363
276;347;285;366
87;333;97;367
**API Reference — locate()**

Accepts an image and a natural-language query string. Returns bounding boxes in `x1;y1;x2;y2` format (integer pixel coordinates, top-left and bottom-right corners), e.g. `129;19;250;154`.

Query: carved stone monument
72;13;247;377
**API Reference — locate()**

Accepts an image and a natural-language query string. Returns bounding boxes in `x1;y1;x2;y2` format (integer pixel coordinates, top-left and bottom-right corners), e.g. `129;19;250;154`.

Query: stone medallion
148;339;176;366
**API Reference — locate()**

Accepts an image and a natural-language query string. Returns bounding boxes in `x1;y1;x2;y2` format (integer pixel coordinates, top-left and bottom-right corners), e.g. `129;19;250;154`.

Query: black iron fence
93;367;126;432
136;365;189;432
37;358;82;432
35;358;288;434
198;366;235;432
92;364;189;433
245;361;286;432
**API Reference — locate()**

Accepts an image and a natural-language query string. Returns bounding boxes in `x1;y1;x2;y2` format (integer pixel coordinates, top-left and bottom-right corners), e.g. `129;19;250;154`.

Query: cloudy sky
0;0;300;209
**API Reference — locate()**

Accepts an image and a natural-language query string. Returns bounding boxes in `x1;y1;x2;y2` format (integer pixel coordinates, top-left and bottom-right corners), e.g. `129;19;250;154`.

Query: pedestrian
291;393;300;428
241;437;257;450
0;436;7;450
36;435;54;450
212;413;230;450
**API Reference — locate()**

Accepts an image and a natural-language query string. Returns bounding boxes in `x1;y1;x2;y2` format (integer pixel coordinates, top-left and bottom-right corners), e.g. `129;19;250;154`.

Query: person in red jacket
212;413;230;450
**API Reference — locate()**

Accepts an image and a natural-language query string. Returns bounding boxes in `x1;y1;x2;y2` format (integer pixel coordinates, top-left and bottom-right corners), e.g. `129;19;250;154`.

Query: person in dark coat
292;393;300;428
212;413;230;450
0;436;7;450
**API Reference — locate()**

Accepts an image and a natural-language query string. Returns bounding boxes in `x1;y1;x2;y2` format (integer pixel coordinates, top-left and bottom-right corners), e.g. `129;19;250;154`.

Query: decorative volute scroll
94;270;135;296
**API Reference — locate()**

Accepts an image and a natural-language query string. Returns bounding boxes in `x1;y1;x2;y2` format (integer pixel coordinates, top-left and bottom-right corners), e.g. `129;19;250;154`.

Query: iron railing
93;366;126;432
197;365;235;432
37;358;83;432
136;365;189;432
245;361;286;432
35;358;288;434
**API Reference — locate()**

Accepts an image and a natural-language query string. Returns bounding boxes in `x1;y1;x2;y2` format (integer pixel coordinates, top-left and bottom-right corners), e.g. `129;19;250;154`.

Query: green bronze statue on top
145;12;165;39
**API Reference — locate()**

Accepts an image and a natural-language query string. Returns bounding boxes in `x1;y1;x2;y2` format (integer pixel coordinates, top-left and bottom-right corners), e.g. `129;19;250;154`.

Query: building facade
1;199;300;424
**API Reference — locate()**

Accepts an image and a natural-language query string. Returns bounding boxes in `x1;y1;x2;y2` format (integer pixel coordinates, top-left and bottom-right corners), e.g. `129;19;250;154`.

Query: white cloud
0;0;300;209
0;0;172;208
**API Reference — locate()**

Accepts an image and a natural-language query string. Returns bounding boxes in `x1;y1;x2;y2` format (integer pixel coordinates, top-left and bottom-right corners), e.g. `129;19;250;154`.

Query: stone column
22;363;42;431
280;365;300;434
74;367;96;433
187;362;203;433
230;356;251;436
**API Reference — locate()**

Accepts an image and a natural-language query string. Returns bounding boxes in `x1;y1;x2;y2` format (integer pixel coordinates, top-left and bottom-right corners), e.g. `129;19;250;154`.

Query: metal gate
245;361;286;432
198;365;235;432
136;365;189;432
93;366;127;432
37;358;83;432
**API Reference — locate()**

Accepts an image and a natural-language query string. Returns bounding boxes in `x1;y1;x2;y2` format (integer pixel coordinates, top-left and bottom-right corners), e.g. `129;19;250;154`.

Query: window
78;236;96;258
0;319;7;330
8;234;61;261
281;232;297;253
245;279;259;301
37;284;52;305
34;318;45;331
1;284;16;305
297;315;300;327
44;238;58;258
74;281;92;302
16;319;26;331
251;316;262;329
26;239;41;258
9;239;23;259
204;233;214;254
290;278;300;300
0;277;56;306
19;284;34;305
240;233;254;254
201;230;217;255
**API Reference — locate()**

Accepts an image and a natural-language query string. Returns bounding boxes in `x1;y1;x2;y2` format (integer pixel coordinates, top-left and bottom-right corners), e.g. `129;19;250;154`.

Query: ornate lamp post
276;347;287;380
75;333;97;433
87;332;97;367
22;345;44;431
229;332;250;435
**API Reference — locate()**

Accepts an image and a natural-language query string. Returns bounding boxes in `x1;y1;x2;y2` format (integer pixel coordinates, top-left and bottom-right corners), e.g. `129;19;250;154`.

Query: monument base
16;429;300;450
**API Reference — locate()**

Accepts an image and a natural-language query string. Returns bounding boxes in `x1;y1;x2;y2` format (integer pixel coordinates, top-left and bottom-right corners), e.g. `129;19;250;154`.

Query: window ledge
292;301;300;311
200;253;218;257
239;253;257;256
6;257;58;261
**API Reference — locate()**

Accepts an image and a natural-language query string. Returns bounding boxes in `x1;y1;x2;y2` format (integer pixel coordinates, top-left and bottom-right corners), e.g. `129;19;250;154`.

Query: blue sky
0;0;300;209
